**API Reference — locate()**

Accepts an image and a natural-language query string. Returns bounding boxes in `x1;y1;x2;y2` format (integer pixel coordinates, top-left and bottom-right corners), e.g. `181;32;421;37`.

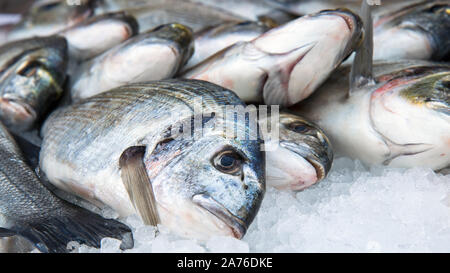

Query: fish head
252;8;362;106
144;114;264;240
0;36;67;132
369;69;450;169
261;111;333;191
374;1;450;61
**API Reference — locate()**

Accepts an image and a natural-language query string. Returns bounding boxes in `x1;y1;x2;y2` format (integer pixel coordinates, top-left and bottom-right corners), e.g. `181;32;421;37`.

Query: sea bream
0;121;133;253
290;1;450;171
40;79;265;240
70;23;194;101
6;0;95;42
259;111;333;191
0;36;67;134
182;9;363;106
373;0;450;61
93;0;245;33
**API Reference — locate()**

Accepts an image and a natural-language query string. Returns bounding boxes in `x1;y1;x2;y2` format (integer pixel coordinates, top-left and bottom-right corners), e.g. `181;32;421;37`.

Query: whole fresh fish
373;0;450;61
6;0;95;42
40;79;265;240
182;21;274;72
94;0;244;33
70;23;194;101
291;2;450;171
59;12;139;62
260;111;333;191
0;36;67;133
182;9;363;106
0;121;133;253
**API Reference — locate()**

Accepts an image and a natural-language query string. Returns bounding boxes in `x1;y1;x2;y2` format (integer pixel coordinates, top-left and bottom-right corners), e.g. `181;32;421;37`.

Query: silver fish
0;36;67;133
70;23;194;101
373;0;450;61
291;1;450;171
0;121;133;253
94;0;245;33
40;79;265;240
182;9;363;106
260;111;333;191
59;12;139;62
6;0;95;42
182;21;274;72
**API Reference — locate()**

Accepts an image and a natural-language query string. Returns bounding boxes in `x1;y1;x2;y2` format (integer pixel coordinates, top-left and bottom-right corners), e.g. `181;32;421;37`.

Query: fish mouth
0;97;36;129
192;193;247;239
322;9;361;33
279;141;329;183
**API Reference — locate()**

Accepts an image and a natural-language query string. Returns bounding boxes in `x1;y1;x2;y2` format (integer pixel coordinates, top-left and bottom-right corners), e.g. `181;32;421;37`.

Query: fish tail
4;205;134;253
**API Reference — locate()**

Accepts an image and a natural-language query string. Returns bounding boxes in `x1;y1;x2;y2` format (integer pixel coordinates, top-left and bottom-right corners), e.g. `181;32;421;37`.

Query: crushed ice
52;158;450;252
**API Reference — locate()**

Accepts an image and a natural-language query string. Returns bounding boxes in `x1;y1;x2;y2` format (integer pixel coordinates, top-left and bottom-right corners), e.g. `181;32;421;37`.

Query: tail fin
6;205;134;253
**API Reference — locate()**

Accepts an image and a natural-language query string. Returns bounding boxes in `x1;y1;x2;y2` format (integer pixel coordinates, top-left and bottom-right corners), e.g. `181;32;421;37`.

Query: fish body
291;61;450;170
0;121;132;253
70;23;194;101
260;111;333;191
182;9;362;106
40;79;265;240
94;0;244;33
0;36;67;133
182;21;273;72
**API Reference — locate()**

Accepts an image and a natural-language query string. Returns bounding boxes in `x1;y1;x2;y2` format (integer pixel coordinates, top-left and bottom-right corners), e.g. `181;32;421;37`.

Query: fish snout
0;97;37;131
192;193;247;239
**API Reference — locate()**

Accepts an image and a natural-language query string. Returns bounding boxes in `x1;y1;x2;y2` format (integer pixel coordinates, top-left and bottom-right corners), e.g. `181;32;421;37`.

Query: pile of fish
0;0;448;253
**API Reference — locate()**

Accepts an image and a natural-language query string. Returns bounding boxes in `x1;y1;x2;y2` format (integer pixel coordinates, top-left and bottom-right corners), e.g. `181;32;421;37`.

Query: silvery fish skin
94;0;245;33
291;61;450;171
263;0;420;16
59;12;139;61
373;1;450;61
260;111;333;191
182;9;363;106
70;23;194;101
6;0;95;42
0;36;67;133
40;79;265;240
182;21;274;72
0;121;133;253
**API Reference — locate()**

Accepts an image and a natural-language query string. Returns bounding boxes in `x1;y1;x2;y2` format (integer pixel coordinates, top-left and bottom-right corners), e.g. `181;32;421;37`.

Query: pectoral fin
119;146;160;227
349;0;375;95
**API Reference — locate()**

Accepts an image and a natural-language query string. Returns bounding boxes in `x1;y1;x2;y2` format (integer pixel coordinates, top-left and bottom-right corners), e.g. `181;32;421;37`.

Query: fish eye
213;150;243;175
288;122;311;134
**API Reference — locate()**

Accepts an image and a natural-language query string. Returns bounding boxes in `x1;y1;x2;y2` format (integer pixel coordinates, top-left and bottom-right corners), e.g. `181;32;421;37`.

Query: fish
373;0;450;61
39;79;265;240
189;0;296;23
94;0;245;33
182;21;274;72
59;12;139;62
6;0;95;42
182;8;363;106
0;36;68;134
0;121;133;253
290;1;450;171
70;23;194;101
259;110;333;191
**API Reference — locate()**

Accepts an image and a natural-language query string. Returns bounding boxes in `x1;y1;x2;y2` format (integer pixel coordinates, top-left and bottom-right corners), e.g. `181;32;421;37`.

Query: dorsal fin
349;0;376;95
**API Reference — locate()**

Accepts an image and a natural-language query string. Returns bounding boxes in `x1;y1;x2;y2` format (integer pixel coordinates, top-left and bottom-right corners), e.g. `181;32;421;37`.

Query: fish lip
279;141;328;182
0;97;37;128
192;193;247;239
320;9;361;33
